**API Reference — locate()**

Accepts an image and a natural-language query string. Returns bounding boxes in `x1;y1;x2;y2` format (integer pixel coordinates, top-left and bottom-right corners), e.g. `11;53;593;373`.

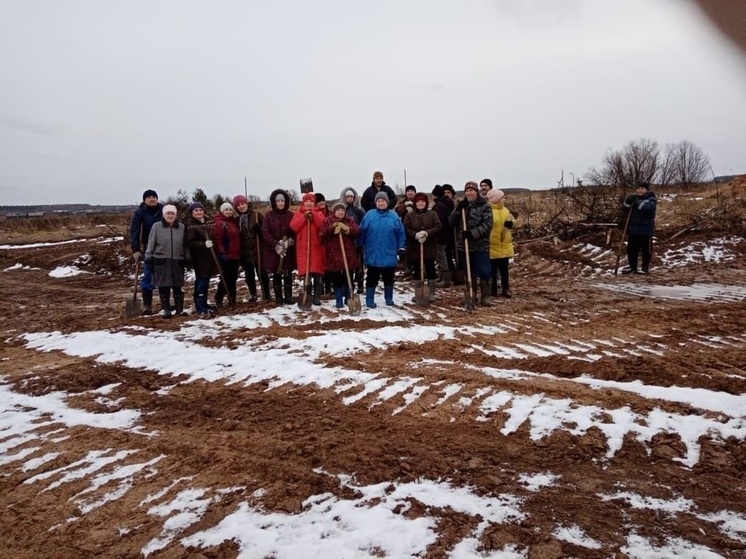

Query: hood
339;186;361;206
269;189;291;212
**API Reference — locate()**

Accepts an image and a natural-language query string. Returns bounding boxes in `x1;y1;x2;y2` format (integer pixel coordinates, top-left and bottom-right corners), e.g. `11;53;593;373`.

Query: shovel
339;233;362;315
461;209;475;312
452;228;465;285
414;241;429;306
210;245;234;306
298;218;313;310
124;257;142;318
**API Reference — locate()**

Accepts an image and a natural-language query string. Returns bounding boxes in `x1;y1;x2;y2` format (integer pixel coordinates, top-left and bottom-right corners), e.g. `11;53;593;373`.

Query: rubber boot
159;289;172;318
480;280;493;307
384;284;394;306
365;287;377;308
283;277;294;304
312;276;322;306
334;287;344;309
427;279;437;302
141;289;154;315
273;277;284;308
436;271;451;288
412;280;422;302
343;285;350;304
194;293;208;314
174;289;187;315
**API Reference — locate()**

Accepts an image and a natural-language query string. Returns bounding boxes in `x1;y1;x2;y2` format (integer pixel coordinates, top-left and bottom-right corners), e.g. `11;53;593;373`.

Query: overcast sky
1;0;745;205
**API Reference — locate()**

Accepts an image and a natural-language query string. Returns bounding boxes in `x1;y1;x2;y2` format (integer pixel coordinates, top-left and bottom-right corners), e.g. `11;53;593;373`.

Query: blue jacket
624;192;656;236
360;208;406;268
129;202;164;252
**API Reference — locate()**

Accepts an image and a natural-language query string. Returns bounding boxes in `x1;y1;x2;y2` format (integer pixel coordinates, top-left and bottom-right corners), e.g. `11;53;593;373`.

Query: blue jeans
193;276;211;312
140;265;154;292
457;251;490;281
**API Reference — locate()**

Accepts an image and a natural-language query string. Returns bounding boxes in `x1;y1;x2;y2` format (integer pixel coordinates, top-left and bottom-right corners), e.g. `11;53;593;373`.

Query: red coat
290;208;326;275
213;213;241;260
320;215;359;272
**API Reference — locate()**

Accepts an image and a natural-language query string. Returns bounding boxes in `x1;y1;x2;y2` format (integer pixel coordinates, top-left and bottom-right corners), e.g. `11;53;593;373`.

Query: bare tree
586;138;662;187
665;140;711;187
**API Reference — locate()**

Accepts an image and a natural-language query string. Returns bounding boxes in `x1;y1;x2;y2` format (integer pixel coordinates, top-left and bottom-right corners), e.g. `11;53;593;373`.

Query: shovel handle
339;232;355;292
462;208;474;303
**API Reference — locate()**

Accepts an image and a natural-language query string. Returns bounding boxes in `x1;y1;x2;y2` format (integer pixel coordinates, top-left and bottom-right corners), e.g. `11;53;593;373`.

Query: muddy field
1;207;745;558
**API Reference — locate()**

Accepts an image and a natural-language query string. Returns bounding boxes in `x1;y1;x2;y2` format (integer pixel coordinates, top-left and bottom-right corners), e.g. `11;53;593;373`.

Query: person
262;189;296;306
212;202;241;307
183;202;218;315
486;188;515;298
291;193;327;305
360;171;397;213
233;194;269;303
314;193;334;297
359;191;406;307
432;184;455;288
403;192;441;302
129;189;163;315
320;202;360;309
340;186;366;294
479;178;493;198
621;182;657;275
450;181;493;307
144;204;189;317
395;185;417;218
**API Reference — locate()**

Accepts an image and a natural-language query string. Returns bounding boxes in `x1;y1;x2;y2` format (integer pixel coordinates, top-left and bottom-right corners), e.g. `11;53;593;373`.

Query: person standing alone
621;182;657;275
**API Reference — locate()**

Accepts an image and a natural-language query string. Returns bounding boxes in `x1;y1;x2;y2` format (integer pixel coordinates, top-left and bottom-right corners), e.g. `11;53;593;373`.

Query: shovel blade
123;295;142;318
347;294;362;316
414;284;429;307
298;292;312;310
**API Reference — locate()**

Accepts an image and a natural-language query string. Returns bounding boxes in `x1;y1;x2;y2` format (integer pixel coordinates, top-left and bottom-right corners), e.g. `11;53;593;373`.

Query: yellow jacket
489;205;515;259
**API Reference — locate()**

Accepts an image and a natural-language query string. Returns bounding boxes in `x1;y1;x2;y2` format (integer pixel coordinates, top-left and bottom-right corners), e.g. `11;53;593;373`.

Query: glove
457;199;469;212
133;251;142;262
504;220;514;230
305;211;312;220
623;195;635;207
218;253;227;265
205;240;213;248
275;242;285;255
462;230;474;241
337;223;350;235
286;238;295;247
404;201;413;213
415;231;428;243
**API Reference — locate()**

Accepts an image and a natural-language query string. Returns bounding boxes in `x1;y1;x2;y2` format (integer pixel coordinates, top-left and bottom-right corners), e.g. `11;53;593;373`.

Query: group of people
128;172;519;317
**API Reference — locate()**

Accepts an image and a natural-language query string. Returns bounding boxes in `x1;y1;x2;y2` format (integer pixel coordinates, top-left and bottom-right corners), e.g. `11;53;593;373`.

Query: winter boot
334;287;344;309
411;280;423;302
141;289;154;315
343;285;350;304
174;289;187;316
312;276;322;306
274;284;284;308
159;289;172;318
436;271;451;288
480;280;493;307
283;278;294;304
365;287;377;309
427;279;437;302
384;284;395;306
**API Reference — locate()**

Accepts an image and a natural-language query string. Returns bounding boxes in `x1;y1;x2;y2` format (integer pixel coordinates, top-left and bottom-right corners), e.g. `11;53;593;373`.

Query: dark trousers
409;257;437;280
329;270;347;289
490;258;510;294
216;259;239;304
627;235;652;272
456;250;490;280
366;266;395;288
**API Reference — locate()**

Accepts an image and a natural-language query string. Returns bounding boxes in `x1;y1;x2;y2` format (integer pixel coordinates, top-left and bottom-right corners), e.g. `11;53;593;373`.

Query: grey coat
145;219;190;287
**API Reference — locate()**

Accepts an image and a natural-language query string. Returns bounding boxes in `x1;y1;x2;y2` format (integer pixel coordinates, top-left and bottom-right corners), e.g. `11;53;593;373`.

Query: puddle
594;282;746;302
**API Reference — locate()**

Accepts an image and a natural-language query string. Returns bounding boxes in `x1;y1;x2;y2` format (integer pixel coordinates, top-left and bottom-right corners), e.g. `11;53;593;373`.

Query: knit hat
314;192;326;203
486;188;505;203
373;171;384;179
431;185;444;198
442;184;455;195
344;189;356;198
220;202;234;213
232;195;248;207
374;191;389;204
464;181;479;192
480;178;493;190
163;204;177;215
638;182;650;190
414;192;428;205
405;184;416;193
142;189;158;201
302;192;316;204
188;202;205;214
331;202;345;213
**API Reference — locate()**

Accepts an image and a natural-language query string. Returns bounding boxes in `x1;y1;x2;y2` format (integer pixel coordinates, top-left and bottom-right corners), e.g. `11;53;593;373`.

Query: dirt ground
1;211;745;558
